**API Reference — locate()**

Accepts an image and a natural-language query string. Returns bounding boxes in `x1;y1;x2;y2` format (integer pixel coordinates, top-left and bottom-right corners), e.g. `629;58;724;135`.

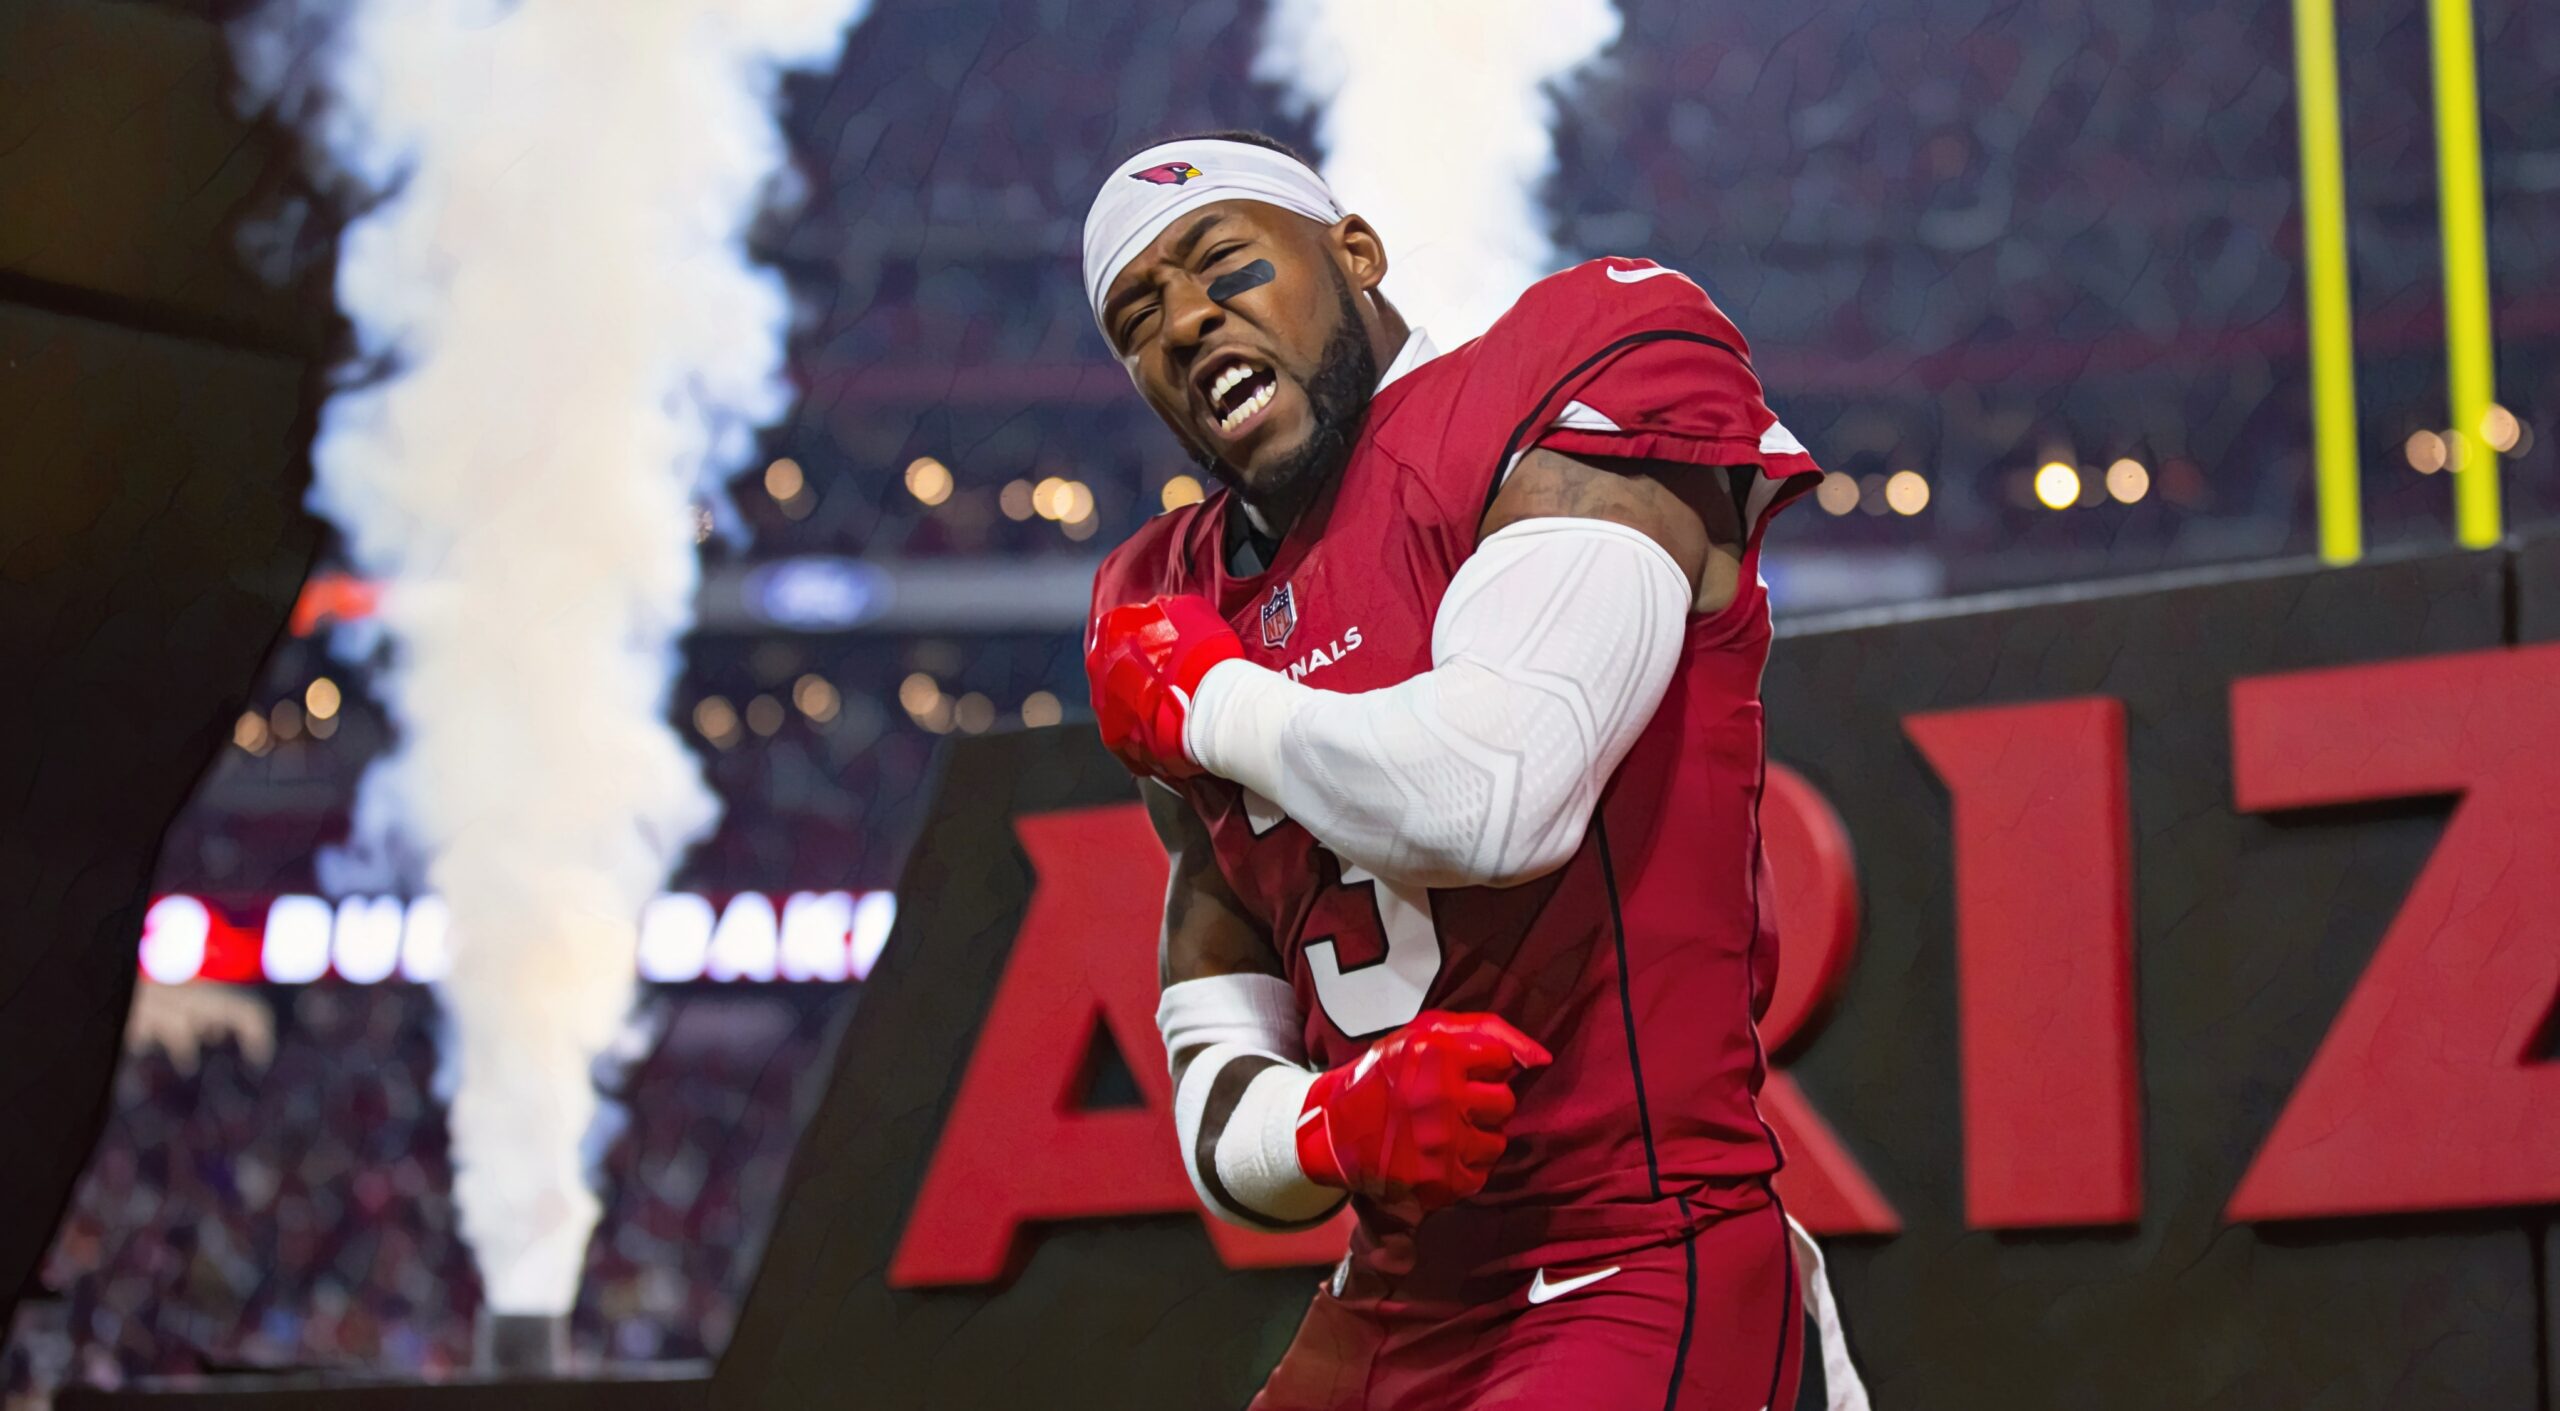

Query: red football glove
1086;594;1244;780
1294;1012;1552;1211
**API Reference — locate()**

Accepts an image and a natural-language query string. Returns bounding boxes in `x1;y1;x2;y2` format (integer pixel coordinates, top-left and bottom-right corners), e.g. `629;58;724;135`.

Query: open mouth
1199;354;1280;440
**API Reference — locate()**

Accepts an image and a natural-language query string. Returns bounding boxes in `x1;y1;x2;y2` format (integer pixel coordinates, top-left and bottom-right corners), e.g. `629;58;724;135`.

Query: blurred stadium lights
1031;475;1094;522
2035;462;2083;510
694;695;742;749
2106;459;2152;503
1885;471;1930;516
899;672;957;734
1160;474;1205;510
1021;690;1063;727
904;455;954;505
1815;472;1860;516
305;677;343;720
307;543;1948;639
767;456;819;520
2407;429;2448;473
748;527;1945;616
263;536;1992;666
2482;402;2521;452
794;674;841;721
1001;478;1037;520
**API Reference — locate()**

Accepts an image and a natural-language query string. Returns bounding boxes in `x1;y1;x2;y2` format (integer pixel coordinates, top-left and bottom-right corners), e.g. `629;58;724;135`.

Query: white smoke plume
230;0;865;1315
1256;0;1622;347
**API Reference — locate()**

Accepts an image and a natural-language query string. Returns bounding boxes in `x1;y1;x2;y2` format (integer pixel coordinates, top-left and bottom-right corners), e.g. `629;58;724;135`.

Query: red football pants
1250;1200;1802;1411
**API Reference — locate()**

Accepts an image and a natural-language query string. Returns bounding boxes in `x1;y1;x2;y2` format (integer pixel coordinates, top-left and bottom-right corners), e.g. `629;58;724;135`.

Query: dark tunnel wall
1;0;328;1338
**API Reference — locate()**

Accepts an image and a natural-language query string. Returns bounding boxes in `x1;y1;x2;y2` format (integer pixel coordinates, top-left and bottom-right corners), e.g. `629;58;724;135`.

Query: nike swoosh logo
1604;265;1681;283
1526;1264;1622;1304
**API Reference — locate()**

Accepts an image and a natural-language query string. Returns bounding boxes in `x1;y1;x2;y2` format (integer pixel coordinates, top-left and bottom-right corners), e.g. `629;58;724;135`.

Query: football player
1085;131;1866;1411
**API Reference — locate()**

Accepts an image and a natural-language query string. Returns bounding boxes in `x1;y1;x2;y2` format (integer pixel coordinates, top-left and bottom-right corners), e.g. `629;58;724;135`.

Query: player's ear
1331;214;1388;295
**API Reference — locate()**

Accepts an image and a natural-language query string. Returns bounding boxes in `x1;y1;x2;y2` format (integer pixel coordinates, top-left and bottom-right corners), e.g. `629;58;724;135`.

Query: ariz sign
892;635;2560;1288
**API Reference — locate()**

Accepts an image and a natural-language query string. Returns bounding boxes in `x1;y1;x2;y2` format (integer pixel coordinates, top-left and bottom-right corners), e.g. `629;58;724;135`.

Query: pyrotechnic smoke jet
229;0;867;1349
1255;0;1622;344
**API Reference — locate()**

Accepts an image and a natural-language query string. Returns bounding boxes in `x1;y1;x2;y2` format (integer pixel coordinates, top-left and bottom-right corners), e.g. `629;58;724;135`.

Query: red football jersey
1092;258;1826;1271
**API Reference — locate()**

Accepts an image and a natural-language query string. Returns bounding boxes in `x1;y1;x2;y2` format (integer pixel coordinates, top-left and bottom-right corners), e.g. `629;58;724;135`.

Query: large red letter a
889;804;1348;1286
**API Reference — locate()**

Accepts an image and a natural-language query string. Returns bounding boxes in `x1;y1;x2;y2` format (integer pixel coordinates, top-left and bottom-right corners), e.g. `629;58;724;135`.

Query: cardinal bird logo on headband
1131;161;1204;186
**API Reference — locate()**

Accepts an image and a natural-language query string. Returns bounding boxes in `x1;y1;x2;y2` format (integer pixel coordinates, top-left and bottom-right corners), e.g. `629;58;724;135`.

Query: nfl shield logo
1260;582;1298;649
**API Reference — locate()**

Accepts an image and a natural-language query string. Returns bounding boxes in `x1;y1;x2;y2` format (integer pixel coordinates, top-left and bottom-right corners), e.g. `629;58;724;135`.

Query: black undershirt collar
1222;495;1282;578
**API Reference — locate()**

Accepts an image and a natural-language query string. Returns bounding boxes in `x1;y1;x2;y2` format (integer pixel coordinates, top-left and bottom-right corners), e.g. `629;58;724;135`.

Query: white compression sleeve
1157;974;1342;1227
1184;516;1692;890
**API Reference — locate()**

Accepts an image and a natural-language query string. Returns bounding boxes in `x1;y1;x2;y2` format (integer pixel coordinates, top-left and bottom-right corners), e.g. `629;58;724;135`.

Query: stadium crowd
760;0;2555;564
4;987;828;1402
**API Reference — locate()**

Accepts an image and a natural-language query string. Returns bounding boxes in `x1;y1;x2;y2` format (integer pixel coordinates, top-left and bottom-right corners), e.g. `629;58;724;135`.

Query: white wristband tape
1212;1062;1337;1223
1159;974;1341;1227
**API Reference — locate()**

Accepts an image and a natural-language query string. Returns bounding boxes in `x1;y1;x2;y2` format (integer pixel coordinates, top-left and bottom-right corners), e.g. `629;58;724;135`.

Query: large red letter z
2229;645;2560;1221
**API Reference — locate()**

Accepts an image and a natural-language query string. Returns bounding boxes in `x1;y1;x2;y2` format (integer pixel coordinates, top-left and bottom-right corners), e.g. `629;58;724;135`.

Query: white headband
1082;139;1345;336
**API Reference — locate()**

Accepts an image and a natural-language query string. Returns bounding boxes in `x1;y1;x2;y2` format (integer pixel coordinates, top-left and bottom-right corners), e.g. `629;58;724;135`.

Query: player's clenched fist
1295;1012;1552;1211
1086;594;1243;779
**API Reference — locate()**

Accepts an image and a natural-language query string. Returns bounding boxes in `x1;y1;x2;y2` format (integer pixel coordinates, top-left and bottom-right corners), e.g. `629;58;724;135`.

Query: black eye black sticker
1207;258;1276;304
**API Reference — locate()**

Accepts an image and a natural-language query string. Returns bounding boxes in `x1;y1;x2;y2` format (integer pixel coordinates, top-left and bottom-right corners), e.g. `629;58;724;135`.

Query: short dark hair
1124;128;1315;167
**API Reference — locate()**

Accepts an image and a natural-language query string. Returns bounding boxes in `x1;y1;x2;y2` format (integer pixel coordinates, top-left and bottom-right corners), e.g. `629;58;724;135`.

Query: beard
1192;263;1378;534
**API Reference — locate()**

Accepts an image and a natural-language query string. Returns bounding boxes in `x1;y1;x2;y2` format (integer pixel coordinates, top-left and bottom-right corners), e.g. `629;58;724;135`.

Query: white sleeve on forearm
1158;974;1343;1228
1184;516;1691;890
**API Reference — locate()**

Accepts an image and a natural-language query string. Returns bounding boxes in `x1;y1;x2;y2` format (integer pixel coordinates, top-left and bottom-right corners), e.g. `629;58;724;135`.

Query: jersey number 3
1244;788;1445;1038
